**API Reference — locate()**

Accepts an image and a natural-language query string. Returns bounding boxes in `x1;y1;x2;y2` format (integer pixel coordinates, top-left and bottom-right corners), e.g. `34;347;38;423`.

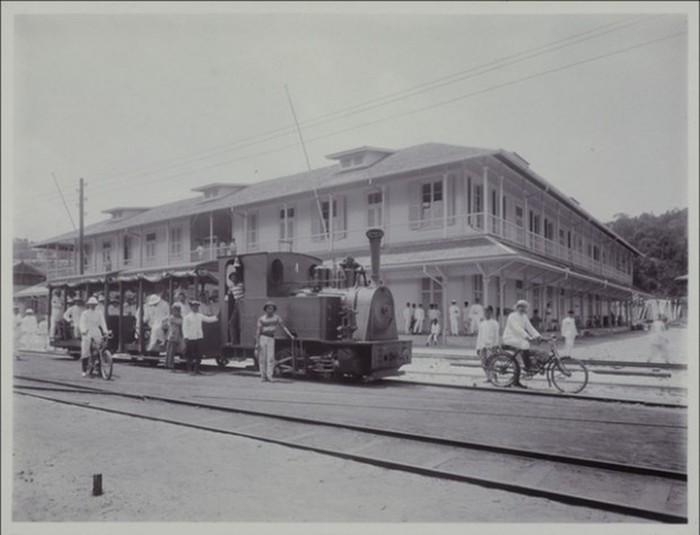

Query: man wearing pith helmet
255;301;294;382
502;299;541;388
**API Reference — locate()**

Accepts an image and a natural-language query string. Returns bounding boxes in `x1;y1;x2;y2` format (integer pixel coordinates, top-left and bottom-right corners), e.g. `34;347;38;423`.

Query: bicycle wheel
551;358;588;394
88;354;97;377
100;349;113;380
487;353;520;388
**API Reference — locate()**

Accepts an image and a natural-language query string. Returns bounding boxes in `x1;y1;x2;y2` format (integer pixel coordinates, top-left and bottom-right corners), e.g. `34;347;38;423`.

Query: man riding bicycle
79;296;110;377
502;299;542;388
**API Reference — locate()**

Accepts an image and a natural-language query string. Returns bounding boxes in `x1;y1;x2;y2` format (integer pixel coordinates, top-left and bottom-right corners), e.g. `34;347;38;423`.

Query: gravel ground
11;395;646;524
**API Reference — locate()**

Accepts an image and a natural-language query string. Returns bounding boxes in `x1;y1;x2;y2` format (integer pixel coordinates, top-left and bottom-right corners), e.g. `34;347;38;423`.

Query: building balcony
43;212;633;286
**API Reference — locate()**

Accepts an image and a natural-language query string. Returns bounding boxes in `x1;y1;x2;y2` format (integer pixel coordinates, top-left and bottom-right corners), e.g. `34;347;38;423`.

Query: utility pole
79;178;85;275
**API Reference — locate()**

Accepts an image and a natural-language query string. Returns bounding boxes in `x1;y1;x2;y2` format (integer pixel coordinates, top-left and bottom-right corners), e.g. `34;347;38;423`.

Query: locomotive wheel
274;348;296;377
215;356;230;369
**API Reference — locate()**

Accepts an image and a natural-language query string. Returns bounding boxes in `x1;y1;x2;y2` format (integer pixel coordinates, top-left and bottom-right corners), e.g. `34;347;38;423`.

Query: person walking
413;303;425;334
20;308;39;351
79;297;108;377
469;299;485;335
255;301;294;382
544;302;554;332
182;300;219;375
402;302;413;335
647;315;671;365
409;303;417;332
462;301;471;335
426;318;441;346
530;309;543;332
164;304;185;370
14;305;23;359
476;306;500;377
448;300;461;336
560;310;578;357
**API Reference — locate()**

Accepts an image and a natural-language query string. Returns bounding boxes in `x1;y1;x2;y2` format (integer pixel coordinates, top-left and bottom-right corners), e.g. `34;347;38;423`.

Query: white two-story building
36;142;643;330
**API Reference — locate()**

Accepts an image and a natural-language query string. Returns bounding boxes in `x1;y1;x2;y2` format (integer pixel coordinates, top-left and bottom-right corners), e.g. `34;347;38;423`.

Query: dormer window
326;146;394;171
192;182;247;201
102;207;150;220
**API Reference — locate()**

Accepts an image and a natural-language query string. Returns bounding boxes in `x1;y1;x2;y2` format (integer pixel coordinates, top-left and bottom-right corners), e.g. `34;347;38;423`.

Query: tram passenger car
48;229;411;381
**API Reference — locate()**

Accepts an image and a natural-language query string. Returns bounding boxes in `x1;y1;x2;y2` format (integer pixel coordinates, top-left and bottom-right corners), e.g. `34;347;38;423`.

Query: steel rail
14;388;687;524
13;375;686;481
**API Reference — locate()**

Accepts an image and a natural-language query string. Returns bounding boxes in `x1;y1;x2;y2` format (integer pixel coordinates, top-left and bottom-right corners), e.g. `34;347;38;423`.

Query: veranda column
208;212;214;260
482;164;489;232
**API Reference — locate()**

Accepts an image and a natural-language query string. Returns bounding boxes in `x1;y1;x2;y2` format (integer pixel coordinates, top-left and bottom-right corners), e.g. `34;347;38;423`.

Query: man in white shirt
469;299;485;335
448;300;461;336
412;304;426;334
402;302;413;335
63;298;85;339
50;289;64;341
476;305;500;375
183;300;219;375
79;297;108;377
560;309;578;357
502;299;541;386
140;294;171;352
462;301;471;335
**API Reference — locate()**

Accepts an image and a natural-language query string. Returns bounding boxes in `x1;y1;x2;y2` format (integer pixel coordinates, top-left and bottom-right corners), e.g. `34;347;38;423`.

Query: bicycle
87;331;114;380
487;335;589;394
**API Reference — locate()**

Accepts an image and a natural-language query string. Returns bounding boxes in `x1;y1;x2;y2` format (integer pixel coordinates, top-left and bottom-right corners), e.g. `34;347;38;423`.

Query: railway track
19;350;687;409
13;375;687;523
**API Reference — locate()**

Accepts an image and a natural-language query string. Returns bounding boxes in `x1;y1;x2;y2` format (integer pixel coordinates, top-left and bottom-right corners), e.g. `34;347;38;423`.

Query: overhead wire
18;15;660;208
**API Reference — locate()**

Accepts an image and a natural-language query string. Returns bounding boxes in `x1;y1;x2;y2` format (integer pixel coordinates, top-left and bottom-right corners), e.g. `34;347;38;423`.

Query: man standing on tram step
412;303;425;334
403;302;413;334
79;297;108;377
50;289;64;342
448;300;461;336
182;300;219;375
255;301;294;382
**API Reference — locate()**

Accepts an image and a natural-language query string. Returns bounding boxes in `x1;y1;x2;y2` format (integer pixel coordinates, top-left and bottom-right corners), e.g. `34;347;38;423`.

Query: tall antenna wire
284;84;312;171
51;172;76;229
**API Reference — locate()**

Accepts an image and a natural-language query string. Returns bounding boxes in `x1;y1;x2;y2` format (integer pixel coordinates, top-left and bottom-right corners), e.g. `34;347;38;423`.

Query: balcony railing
45;211;633;285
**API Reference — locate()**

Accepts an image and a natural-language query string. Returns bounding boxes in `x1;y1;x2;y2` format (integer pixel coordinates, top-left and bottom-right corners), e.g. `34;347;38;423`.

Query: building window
169;227;182;257
123;235;132;264
544;219;554;240
473;184;482;213
279;206;295;243
422;180;444;222
246;213;258;250
515;279;524;301
515;205;524;227
367;190;383;228
312;197;346;241
102;240;111;263
559;229;566;246
145;233;157;259
421;276;442;310
502;196;507;221
593;245;600;261
529;210;541;234
491;190;498;216
473;274;483;302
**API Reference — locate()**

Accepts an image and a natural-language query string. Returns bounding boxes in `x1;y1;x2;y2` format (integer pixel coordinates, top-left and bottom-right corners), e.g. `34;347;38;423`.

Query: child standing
427;318;441;346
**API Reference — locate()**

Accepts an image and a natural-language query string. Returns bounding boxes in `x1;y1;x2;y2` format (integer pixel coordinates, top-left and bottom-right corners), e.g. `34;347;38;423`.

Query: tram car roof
115;260;219;284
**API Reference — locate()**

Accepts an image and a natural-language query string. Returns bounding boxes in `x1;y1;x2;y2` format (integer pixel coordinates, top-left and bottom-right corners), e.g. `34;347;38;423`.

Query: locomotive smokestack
366;228;384;285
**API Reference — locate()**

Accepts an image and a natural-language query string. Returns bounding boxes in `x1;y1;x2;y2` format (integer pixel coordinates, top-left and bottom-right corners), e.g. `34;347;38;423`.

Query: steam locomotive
49;229;412;381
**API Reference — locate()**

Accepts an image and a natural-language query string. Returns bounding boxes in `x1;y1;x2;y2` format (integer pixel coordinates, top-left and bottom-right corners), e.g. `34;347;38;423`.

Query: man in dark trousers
182;300;218;375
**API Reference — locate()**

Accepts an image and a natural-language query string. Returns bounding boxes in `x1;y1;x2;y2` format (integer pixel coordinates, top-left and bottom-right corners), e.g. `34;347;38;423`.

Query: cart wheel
274;348;295;377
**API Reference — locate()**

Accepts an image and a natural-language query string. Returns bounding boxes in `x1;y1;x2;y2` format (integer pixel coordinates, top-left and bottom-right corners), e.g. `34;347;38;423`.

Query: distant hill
607;209;688;297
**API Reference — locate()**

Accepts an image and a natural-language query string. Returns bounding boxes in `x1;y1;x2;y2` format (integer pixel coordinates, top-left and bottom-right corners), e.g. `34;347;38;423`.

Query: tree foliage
607;209;688;297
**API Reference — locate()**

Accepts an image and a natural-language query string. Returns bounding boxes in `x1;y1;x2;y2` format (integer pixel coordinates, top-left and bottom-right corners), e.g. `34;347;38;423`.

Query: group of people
402;299;487;341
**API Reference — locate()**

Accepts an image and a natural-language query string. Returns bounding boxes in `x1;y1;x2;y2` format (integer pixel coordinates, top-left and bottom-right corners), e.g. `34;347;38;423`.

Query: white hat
87;297;99;306
514;299;529;309
25;308;34;314
147;294;161;306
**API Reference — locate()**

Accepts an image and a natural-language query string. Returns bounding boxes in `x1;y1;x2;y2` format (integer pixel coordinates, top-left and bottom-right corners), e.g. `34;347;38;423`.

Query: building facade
36;142;642;330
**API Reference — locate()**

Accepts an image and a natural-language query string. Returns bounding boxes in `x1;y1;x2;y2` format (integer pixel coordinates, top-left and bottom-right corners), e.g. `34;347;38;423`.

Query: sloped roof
36;143;496;247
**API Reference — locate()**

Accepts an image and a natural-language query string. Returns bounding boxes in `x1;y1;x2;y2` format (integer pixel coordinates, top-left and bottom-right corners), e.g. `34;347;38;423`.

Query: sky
4;2;695;241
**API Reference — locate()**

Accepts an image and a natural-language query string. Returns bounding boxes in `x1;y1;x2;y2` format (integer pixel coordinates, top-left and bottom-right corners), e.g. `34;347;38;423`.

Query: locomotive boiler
219;228;412;380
